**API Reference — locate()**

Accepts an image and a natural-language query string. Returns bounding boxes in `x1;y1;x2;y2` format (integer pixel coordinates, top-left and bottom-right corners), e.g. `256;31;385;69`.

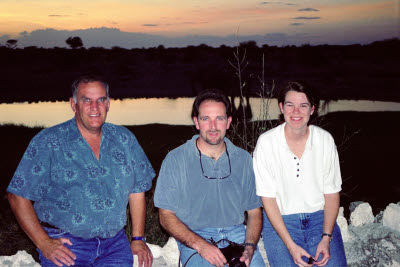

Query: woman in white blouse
253;81;347;267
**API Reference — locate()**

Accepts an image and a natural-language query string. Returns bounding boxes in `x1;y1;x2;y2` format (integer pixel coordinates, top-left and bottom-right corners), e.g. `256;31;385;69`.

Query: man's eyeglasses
195;139;231;179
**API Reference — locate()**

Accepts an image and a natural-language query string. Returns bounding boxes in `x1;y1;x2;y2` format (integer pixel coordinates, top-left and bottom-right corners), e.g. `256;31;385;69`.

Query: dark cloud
298;8;319;11
3;28;305;48
0;34;12;43
7;27;394;49
143;21;205;27
290;23;304;26
182;21;207;25
293;16;320;20
260;2;297;5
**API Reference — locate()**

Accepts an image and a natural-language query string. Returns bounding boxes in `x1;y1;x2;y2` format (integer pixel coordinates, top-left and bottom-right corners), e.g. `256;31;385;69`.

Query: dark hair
71;75;109;103
278;81;319;123
191;89;232;118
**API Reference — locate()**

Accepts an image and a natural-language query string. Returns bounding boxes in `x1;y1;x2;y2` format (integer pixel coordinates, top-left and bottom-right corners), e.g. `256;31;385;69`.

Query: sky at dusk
1;0;399;48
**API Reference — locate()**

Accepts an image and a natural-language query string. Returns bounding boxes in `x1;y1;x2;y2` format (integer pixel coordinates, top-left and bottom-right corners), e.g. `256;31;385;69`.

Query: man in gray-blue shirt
7;76;155;267
154;89;264;267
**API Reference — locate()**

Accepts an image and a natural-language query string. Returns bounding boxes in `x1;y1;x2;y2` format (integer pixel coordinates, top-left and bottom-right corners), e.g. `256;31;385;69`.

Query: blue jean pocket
43;226;66;238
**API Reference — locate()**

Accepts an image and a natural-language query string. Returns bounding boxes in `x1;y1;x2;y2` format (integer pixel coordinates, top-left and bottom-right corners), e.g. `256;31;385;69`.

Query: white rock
388;260;400;267
338;206;345;217
337;212;352;242
383;203;400;232
380;239;396;250
258;238;270;266
350;202;374;226
160;237;179;266
147;243;163;259
133;243;165;267
0;250;41;267
383;260;400;267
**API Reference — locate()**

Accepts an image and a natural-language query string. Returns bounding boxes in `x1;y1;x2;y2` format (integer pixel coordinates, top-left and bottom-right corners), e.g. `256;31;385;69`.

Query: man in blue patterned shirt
7;76;155;267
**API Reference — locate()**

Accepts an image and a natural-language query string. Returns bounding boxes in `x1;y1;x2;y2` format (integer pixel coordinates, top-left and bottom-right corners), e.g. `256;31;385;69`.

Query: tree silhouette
6;39;18;49
66;37;83;49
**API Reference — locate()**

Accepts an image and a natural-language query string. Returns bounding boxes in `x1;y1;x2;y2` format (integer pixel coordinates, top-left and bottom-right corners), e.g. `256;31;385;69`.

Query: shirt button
297;169;299;171
294;157;297;159
297;163;299;165
297;174;299;177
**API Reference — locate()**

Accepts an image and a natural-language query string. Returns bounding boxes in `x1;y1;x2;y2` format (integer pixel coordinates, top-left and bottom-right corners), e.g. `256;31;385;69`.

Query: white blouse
253;123;342;215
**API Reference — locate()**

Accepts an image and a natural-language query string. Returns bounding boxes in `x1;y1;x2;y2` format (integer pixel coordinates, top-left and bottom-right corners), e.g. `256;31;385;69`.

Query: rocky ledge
1;202;399;267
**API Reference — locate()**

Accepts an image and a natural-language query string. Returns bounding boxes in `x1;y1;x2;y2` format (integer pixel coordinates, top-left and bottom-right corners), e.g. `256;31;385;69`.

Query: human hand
131;240;153;267
239;245;255;266
314;238;331;266
40;237;76;266
196;240;227;267
288;243;313;267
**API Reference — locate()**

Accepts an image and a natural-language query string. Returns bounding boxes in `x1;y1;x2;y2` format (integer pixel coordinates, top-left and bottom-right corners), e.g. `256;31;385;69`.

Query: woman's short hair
278;81;319;123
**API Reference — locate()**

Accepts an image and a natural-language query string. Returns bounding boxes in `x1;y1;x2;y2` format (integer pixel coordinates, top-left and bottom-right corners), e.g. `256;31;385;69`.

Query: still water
1;98;399;127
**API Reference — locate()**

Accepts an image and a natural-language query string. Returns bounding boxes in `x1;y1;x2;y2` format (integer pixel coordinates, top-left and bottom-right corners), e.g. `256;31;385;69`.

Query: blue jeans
177;224;265;266
38;228;133;267
262;210;347;267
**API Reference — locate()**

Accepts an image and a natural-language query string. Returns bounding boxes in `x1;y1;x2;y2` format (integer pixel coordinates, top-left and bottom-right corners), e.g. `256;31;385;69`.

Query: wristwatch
244;242;257;250
132;236;146;242
321;233;333;242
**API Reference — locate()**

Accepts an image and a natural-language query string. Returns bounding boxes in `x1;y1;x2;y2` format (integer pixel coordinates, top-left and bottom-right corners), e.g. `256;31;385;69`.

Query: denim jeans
262;210;347;267
177;224;265;266
38;227;133;267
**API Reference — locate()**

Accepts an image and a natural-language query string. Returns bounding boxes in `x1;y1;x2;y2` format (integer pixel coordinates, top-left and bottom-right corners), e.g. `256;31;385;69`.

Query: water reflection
1;98;399;128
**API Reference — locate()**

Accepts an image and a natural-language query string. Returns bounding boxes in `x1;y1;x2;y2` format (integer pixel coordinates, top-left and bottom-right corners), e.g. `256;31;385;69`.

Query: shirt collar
190;134;235;158
66;118;110;142
66;118;81;142
278;122;314;151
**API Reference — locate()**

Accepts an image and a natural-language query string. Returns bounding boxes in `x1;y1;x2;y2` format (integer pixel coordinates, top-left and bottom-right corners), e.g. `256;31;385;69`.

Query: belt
40;221;60;230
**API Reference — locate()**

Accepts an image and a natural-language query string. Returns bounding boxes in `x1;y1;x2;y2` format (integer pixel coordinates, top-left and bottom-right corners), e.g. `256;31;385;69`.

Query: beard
202;130;224;146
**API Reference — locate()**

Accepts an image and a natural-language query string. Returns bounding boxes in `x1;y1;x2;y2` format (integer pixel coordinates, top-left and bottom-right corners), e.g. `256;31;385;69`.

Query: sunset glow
0;0;398;47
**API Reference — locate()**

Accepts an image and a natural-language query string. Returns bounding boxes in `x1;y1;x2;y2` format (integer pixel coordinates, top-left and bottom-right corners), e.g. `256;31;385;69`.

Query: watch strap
321;233;333;242
132;236;146;242
244;242;257;250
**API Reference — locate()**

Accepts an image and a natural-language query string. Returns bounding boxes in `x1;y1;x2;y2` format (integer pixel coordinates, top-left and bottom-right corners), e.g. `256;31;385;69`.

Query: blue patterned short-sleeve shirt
7;118;155;239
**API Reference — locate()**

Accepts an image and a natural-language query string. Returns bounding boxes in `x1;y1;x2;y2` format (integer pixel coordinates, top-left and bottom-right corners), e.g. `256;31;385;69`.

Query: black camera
301;256;315;264
219;241;247;267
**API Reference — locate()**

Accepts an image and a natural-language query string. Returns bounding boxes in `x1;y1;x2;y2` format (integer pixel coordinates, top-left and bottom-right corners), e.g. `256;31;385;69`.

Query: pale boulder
159;237;179;266
350;202;374;226
337;206;352;242
382;203;400;232
0;250;40;267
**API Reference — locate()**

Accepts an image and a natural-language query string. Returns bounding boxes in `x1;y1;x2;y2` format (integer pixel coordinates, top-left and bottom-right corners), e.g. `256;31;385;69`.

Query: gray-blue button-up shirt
154;135;261;230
